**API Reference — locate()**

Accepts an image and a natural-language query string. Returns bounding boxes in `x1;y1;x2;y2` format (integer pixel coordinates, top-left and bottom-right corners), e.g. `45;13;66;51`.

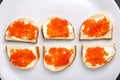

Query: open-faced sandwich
5;18;39;43
81;43;115;69
79;14;113;40
6;46;40;69
41;17;75;39
43;45;76;72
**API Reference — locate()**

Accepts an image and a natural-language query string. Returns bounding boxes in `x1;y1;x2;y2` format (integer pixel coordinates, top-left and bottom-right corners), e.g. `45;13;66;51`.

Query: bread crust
36;46;40;60
41;25;45;39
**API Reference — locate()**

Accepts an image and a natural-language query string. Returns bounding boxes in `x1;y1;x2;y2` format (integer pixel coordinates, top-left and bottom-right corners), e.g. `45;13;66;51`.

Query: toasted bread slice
43;45;76;72
5;18;39;43
79;14;113;40
6;46;40;69
81;43;115;69
41;17;75;39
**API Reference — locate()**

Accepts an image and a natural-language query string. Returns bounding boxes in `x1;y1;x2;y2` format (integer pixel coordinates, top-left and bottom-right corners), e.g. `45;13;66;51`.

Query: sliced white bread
5;18;39;43
80;14;113;40
6;46;40;69
81;43;115;69
41;17;75;39
43;45;76;72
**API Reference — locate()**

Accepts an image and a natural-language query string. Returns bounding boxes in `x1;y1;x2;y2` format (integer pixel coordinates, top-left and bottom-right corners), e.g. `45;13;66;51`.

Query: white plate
0;0;120;80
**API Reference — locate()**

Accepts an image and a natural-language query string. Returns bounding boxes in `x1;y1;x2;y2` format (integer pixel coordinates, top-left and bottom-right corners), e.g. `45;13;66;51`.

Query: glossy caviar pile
8;20;38;40
47;18;69;37
10;49;36;67
85;47;108;66
82;17;110;37
45;47;73;67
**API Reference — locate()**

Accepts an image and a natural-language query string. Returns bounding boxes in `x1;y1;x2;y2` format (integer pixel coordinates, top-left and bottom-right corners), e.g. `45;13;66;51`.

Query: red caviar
47;18;69;37
8;20;38;40
45;47;73;67
82;17;109;37
85;47;108;66
10;49;36;67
